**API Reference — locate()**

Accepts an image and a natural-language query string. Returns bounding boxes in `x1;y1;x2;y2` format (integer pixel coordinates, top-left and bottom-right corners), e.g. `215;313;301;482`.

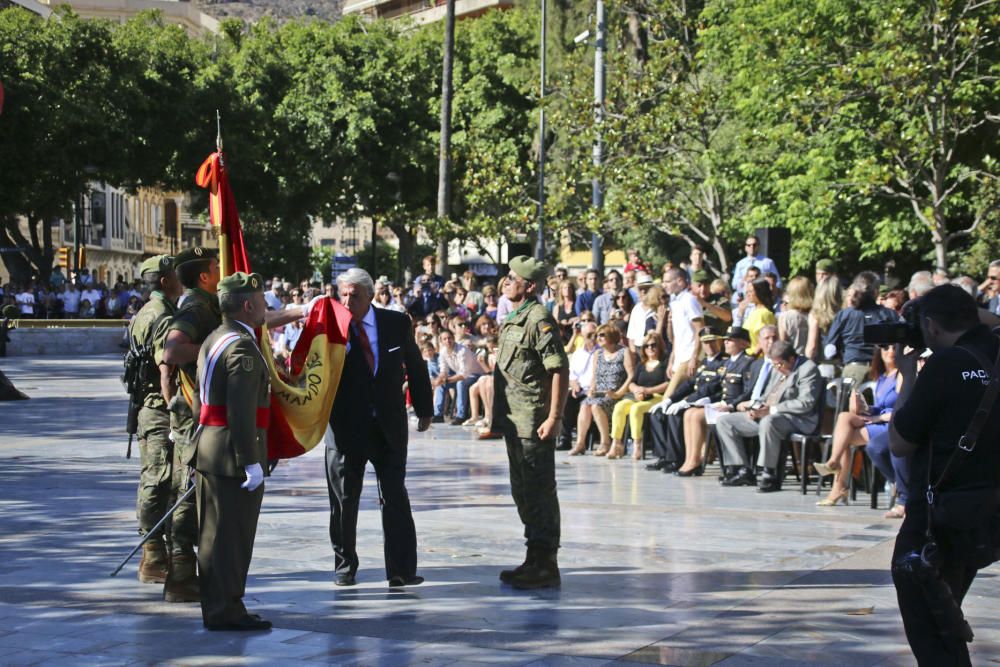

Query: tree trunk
388;220;417;283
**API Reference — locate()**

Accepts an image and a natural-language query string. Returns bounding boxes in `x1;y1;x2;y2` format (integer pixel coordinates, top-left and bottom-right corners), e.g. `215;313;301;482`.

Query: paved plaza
1;355;1000;666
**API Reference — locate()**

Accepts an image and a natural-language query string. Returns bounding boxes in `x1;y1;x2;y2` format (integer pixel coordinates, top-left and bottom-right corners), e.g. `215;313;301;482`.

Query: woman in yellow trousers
608;332;670;460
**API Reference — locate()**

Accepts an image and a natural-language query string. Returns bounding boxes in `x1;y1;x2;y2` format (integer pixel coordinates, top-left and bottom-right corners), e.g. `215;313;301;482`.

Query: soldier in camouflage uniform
161;247;319;602
162;246;222;602
493;256;569;590
128;255;184;585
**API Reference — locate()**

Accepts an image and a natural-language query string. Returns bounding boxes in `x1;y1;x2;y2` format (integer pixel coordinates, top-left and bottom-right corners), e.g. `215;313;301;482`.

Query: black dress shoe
721;469;756;487
645;458;667;471
387;575;424;588
662;461;680;473
430;415;445;424
674;466;704;477
756;478;782;493
205;615;272;632
555;443;572;451
334;573;357;587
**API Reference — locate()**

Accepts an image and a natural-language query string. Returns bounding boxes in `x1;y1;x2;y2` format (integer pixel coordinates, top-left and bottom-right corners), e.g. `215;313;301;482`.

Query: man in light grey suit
716;340;823;493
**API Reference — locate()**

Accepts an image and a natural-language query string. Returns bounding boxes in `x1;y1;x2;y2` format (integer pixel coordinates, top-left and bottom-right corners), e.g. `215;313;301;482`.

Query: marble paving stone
2;355;1000;665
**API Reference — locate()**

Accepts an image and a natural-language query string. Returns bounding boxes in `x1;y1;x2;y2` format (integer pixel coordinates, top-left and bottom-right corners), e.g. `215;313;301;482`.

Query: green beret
174;246;218;269
508;255;548;283
690;269;710;284
217;272;264;297
140;255;174;277
815;258;837;273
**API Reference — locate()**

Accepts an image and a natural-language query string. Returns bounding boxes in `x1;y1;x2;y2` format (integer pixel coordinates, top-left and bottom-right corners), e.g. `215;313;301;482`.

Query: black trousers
892;512;978;666
648;411;685;464
325;419;417;580
559;391;584;448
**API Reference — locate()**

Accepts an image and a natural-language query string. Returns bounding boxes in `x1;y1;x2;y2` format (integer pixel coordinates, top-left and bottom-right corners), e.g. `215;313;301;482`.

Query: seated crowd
9;242;1000;523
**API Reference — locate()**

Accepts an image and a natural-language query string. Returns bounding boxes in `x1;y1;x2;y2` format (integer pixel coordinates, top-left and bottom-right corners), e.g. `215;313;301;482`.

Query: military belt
199;404;271;429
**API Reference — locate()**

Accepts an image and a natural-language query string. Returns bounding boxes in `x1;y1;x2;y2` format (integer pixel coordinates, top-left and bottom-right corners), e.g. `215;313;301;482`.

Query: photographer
889;284;1000;665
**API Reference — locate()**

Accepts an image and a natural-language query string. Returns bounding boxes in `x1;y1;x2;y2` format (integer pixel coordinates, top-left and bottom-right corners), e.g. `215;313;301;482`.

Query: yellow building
343;0;514;24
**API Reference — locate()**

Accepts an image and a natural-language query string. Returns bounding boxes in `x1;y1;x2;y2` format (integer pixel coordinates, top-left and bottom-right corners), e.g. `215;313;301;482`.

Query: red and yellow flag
196;151;348;459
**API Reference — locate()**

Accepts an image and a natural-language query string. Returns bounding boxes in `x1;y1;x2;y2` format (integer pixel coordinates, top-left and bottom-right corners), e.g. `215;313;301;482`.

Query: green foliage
3;0;997;283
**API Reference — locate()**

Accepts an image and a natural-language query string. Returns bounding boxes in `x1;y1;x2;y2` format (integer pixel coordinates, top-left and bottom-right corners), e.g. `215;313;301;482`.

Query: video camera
863;299;923;348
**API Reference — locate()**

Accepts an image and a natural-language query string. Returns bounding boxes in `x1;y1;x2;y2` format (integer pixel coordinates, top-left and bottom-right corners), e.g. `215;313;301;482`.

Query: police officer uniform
162;246;220;602
892;322;1000;665
195;272;271;631
714;327;756;479
647;327;728;470
129;255;193;584
494;256;569;589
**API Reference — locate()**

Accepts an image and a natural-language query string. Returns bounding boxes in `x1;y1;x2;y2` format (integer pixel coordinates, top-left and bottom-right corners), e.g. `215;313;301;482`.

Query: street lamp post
591;0;606;274
535;0;547;261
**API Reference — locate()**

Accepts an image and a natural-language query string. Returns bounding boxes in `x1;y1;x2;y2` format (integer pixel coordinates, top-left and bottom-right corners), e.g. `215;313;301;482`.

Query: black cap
723;326;751;343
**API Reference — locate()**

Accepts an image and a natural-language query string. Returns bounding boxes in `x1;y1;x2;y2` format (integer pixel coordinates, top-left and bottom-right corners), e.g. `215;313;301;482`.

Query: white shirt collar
233;320;256;336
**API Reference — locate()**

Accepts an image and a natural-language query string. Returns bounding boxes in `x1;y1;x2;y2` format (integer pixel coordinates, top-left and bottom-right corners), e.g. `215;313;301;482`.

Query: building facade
35;0;218;34
343;0;513;26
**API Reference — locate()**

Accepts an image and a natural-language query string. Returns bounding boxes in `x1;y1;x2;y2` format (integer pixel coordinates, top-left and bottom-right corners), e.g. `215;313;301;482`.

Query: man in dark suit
327;268;433;587
407;282;449;320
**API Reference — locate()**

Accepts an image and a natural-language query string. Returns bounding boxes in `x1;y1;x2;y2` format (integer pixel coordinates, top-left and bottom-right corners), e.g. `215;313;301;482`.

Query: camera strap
926;337;1000;537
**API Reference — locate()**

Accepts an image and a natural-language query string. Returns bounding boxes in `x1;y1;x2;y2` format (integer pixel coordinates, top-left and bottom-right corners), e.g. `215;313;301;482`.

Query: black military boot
163;550;200;603
138;538;169;584
718;466;733;484
500;546;536;584
510;550;560;590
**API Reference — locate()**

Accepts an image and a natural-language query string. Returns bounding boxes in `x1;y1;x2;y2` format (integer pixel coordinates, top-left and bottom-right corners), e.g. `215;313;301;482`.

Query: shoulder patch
241;356;255;373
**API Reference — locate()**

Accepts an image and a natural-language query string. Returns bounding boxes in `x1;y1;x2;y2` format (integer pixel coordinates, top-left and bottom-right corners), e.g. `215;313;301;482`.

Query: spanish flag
196;151;348;459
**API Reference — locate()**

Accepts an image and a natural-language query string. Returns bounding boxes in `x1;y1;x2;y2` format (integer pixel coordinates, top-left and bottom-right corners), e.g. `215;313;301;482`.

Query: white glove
823;343;838;361
666;400;690;415
693;397;711;407
241;463;264;492
301;295;326;319
650;398;672;414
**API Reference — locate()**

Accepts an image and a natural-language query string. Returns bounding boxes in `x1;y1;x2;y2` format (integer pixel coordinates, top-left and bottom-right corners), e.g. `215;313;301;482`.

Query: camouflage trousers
503;431;561;553
136;406;197;552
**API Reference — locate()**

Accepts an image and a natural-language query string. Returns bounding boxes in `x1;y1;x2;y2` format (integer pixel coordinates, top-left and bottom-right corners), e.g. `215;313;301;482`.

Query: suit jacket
194;319;269;478
731;356;767;407
771;357;824;431
330;307;432;454
407;293;449;320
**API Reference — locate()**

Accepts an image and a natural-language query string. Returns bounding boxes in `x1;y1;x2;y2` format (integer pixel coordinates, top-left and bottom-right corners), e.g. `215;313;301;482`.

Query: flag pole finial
216;109;223;153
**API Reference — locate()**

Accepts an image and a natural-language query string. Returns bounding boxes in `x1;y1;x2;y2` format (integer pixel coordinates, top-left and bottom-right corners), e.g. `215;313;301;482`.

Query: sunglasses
643;343;658;349
597;333;607;339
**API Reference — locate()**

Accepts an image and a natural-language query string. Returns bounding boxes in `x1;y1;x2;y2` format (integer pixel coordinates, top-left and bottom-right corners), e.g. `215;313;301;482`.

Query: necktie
353;322;375;374
764;374;789;407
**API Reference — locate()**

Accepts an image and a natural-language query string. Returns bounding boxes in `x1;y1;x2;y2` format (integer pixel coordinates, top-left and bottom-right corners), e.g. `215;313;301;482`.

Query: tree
0;8;121;281
703;0;1000;273
0;8;210;282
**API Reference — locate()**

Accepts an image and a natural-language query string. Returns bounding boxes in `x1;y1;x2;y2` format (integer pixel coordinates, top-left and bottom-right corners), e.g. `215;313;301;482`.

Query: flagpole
215;110;231;277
